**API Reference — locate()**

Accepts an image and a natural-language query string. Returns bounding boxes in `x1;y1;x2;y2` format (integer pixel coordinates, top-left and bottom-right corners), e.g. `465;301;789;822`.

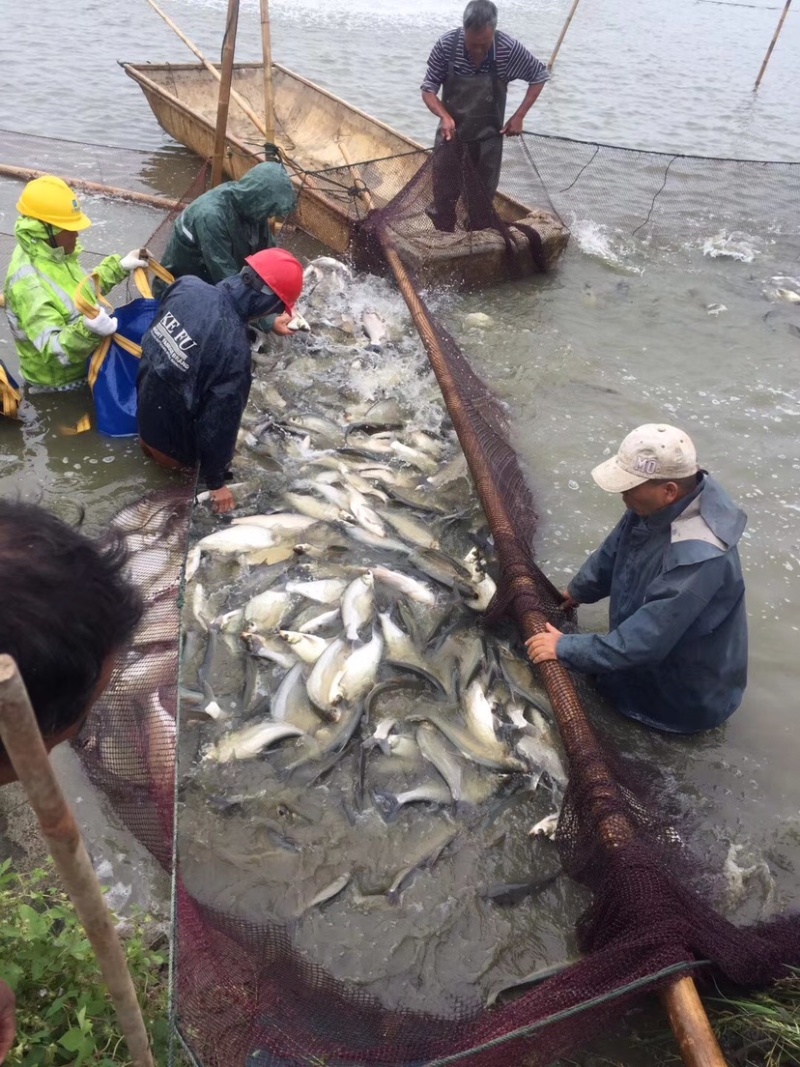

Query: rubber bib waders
430;32;508;232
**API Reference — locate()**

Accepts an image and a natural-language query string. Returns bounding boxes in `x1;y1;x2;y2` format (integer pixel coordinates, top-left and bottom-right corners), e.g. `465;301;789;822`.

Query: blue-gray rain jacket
136;274;283;491
556;475;747;734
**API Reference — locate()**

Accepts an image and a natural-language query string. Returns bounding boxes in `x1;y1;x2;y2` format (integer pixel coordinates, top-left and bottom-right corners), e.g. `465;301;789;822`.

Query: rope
419;961;713;1067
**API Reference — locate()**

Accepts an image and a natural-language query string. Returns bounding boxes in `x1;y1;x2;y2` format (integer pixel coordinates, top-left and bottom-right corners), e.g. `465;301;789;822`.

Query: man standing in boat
421;1;549;232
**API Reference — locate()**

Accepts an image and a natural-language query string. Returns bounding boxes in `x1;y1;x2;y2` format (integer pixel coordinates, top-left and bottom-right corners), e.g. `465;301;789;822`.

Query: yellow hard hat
16;175;91;231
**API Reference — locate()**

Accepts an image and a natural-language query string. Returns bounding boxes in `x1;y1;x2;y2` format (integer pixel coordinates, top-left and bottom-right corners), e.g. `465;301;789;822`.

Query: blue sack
89;296;159;438
81;262;173;438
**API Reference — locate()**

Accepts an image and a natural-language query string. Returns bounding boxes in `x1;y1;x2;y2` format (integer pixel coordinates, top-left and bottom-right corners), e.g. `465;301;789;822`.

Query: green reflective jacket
161;162;297;285
3;217;126;389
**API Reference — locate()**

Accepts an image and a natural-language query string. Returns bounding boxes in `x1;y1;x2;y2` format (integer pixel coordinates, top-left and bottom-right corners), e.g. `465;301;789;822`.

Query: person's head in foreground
591;422;700;514
0;500;143;785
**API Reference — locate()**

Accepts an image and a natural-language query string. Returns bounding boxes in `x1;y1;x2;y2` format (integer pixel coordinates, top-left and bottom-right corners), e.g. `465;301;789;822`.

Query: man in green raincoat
3;175;149;392
161;162;297;286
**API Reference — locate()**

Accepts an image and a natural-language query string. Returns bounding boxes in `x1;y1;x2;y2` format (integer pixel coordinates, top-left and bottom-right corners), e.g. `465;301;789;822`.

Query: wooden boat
121;61;569;289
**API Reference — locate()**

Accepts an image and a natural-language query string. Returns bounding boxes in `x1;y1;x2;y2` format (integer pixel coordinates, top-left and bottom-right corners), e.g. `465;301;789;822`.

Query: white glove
82;306;118;337
120;247;151;272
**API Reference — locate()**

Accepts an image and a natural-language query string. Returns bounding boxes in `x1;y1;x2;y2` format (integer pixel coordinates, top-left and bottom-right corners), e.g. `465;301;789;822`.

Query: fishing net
15;128;797;1066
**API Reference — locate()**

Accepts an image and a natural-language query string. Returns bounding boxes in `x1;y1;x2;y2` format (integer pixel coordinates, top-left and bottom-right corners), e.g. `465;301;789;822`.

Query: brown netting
21;130;797;1066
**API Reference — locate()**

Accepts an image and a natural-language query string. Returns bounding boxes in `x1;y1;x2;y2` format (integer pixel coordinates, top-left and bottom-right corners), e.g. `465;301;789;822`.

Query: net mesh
4;127;797;1065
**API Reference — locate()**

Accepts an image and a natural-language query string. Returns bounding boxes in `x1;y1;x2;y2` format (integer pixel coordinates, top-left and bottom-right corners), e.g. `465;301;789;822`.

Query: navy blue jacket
557;475;748;734
136;274;282;490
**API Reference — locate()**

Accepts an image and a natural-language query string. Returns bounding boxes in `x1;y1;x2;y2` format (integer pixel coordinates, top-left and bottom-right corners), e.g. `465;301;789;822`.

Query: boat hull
121;61;569;288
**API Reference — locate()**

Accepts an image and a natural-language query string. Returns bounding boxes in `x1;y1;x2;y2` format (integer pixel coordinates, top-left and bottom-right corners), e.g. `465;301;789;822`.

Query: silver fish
244;589;292;632
378;611;446;692
285;578;349;605
341;572;375;642
204;720;306;763
361;310;389;348
284;492;347;524
415;723;463;801
278;630;331;665
529;812;560;839
241;632;296;670
195;525;276;554
416;708;524;772
296;607;341;634
337;629;383;704
462;678;502;752
306;637;350;715
390;440;438;474
296;873;351;916
272;662;333;732
374;781;453;819
378;509;440;551
230;513;318;537
426;452;468;489
370;566;436;605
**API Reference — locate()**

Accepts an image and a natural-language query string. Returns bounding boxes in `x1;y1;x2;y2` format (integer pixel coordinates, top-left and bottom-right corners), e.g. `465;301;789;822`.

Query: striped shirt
420;29;549;95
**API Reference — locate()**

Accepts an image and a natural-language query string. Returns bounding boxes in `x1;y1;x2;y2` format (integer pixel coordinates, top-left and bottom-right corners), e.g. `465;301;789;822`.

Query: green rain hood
161;162;297;285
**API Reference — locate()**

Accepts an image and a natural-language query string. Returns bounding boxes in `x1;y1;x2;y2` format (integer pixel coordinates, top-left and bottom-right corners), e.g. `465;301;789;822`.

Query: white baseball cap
591;424;698;493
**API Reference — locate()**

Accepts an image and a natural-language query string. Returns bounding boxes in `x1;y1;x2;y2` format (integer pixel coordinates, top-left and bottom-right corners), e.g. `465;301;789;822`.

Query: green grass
0;858;173;1066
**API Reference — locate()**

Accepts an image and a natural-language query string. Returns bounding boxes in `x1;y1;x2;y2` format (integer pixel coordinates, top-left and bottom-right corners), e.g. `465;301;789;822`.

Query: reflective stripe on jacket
3;216;125;388
557;475;748;734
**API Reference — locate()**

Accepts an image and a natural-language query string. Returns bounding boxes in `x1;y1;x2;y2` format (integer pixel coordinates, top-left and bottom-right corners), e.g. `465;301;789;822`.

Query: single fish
296;873;351;916
361;309;389;348
284;492;347;524
195;525;276;554
506;706;568;788
374;781;453;820
285;578;349;605
480;871;563;907
337;629;383;704
415;708;524;772
348;490;386;538
272;662;333;731
415;723;463;801
378;611;446;692
241;631;296;670
426;452;468;489
338;521;411;556
116;647;178;691
134;593;179;646
203;720;306;763
529;812;560;839
378;509;440;551
244;589;292;632
296;607;341;634
387;827;457;902
462;677;502;752
390;440;438;474
486;961;579;1007
341;572;375;642
384;482;449;514
306;637;350;715
230;513;318;537
278;630;332;665
370;566;436;605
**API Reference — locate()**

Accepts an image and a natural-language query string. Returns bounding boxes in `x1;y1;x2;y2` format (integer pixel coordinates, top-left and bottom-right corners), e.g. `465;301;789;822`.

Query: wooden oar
0;656;155;1067
260;0;276;144
549;0;582;69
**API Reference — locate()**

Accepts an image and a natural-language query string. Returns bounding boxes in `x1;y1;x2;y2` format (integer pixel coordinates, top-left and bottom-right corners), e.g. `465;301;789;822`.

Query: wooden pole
259;0;276;145
549;0;582;69
211;0;240;186
0;163;182;211
378;233;728;1067
754;0;792;88
0;656;154;1067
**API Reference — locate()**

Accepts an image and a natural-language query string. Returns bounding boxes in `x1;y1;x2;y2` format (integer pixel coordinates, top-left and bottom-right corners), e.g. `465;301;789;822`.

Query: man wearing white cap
526;424;748;733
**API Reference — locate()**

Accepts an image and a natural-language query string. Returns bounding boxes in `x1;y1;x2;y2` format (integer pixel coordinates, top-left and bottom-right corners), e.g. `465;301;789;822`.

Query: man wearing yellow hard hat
2;175;150;391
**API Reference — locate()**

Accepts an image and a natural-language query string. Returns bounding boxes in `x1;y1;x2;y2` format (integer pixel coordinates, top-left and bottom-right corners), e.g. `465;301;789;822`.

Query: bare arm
422;90;456;141
502;82;546;136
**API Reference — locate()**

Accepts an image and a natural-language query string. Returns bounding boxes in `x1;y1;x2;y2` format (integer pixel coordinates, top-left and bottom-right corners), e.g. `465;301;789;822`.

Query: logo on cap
634;456;660;475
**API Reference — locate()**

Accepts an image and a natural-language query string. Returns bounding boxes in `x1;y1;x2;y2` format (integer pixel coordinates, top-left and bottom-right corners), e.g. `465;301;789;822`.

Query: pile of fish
109;259;578;1015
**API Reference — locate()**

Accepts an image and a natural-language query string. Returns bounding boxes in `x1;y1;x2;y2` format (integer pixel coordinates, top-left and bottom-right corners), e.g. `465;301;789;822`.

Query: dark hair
647;472;701;495
463;0;498;31
0;501;143;746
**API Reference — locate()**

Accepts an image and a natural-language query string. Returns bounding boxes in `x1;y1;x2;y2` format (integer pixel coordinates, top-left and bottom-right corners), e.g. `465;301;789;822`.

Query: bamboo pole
211;0;240;186
378;233;727;1067
259;0;276;145
0;656;154;1067
549;0;582;69
0;163;182;211
754;0;792;88
143;0;273;152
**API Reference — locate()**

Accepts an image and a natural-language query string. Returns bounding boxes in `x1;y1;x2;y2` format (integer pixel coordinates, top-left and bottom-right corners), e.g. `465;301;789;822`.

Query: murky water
2;0;800;1050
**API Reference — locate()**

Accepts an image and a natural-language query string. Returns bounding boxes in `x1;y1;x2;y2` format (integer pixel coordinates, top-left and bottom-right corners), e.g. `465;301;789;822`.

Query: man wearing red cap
526;424;748;734
136;248;304;514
